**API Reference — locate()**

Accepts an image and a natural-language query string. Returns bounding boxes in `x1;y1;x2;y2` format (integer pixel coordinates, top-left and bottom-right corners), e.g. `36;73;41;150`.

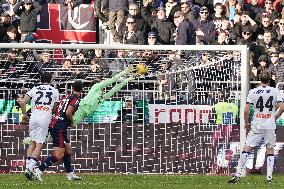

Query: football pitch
1;174;284;189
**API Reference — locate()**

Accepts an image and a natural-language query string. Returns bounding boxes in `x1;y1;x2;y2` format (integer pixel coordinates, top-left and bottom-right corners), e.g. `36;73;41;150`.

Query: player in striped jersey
33;80;84;182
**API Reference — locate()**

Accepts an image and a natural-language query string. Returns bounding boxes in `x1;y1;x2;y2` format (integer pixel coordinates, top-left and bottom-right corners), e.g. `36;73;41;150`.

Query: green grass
1;174;284;189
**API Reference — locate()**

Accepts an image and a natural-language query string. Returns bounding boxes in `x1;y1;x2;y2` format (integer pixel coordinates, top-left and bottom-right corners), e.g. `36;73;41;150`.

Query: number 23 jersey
26;84;60;118
247;86;284;129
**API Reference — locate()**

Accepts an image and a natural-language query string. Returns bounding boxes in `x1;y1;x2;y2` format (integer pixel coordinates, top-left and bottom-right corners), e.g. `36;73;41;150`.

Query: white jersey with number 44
26;84;59;117
247;86;283;129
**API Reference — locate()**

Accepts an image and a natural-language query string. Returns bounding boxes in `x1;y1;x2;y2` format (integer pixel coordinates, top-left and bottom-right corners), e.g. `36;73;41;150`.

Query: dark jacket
94;0;109;22
109;0;131;12
192;18;216;44
176;19;196;45
13;1;42;33
151;18;175;45
122;30;145;45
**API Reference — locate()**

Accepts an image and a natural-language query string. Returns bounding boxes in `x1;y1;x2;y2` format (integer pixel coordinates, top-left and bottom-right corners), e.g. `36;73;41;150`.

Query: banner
148;104;212;124
36;4;97;43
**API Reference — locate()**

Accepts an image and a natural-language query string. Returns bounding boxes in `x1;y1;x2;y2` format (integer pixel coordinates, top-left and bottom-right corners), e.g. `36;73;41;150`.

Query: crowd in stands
0;0;283;99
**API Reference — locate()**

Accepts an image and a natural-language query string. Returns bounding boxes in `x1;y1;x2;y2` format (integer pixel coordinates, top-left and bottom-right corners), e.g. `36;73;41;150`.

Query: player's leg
64;143;82;180
228;129;263;183
24;141;36;180
101;75;134;101
33;127;66;182
26;121;49;174
264;129;276;183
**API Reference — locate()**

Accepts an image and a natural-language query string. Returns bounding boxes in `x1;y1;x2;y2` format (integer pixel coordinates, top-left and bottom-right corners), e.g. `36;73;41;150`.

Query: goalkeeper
74;66;134;124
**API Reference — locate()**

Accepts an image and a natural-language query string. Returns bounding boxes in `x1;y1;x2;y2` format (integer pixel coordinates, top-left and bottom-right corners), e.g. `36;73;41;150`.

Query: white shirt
247;85;283;129
27;84;59;118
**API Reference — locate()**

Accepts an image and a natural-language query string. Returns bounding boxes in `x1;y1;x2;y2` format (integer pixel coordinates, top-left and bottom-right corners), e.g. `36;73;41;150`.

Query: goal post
0;43;249;174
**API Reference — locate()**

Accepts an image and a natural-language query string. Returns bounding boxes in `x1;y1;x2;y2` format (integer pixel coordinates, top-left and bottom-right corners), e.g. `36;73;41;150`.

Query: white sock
25;158;31;168
267;155;274;180
236;152;249;177
26;158;37;171
67;172;74;177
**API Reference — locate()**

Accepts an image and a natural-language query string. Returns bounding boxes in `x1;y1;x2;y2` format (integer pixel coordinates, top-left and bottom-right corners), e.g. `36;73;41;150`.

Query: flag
36;4;97;44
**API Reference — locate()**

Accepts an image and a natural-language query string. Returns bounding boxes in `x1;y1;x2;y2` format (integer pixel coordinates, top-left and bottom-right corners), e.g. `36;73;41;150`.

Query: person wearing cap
151;6;175;44
147;31;160;45
13;0;42;39
192;6;216;45
173;11;195;45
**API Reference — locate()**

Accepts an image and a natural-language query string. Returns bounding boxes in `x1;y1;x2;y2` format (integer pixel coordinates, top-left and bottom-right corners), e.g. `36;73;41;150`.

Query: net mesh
0;46;244;174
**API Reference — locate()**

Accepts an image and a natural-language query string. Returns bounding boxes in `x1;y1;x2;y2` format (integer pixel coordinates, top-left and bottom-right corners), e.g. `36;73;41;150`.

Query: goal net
0;44;248;174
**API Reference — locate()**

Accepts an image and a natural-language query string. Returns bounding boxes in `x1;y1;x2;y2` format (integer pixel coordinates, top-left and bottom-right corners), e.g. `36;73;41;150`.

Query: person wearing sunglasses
276;18;284;46
268;51;283;87
192;6;216;45
255;0;279;22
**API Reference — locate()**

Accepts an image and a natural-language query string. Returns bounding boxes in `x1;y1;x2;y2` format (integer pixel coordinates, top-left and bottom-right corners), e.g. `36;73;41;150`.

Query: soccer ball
136;63;148;75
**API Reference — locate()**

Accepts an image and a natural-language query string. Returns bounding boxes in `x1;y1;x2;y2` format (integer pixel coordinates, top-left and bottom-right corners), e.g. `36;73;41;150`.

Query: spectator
28;50;55;79
118;3;150;42
1;26;20;43
151;6;175;44
0;49;22;79
94;0;109;23
192;6;216;45
147;31;161;45
243;0;262;19
165;0;181;23
212;30;229;45
276;18;284;45
233;11;257;40
237;27;261;65
257;55;270;76
108;0;129;42
63;0;81;10
224;0;242;21
259;30;279;57
180;0;197;23
108;50;127;76
256;16;275;40
212;2;227;30
256;0;280;23
13;0;42;40
1;13;12;29
268;51;283;87
141;0;157;25
173;11;195;45
122;16;145;45
1;0;20;26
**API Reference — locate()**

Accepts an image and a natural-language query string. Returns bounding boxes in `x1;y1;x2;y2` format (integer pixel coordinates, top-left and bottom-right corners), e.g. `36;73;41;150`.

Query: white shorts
245;128;276;149
29;114;52;144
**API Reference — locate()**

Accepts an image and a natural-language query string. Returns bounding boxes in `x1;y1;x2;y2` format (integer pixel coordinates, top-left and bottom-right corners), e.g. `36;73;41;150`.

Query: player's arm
66;105;75;127
19;94;31;123
275;102;284;120
244;103;250;129
52;102;59;114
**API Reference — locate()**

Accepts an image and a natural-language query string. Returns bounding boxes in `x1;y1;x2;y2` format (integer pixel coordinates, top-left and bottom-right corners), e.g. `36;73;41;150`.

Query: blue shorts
49;126;70;148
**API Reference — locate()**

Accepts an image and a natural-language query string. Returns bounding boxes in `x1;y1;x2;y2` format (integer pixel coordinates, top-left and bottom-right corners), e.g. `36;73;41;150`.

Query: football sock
63;154;73;173
267;154;274;180
236;151;249;177
39;155;58;172
26;157;38;171
25;157;31;168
